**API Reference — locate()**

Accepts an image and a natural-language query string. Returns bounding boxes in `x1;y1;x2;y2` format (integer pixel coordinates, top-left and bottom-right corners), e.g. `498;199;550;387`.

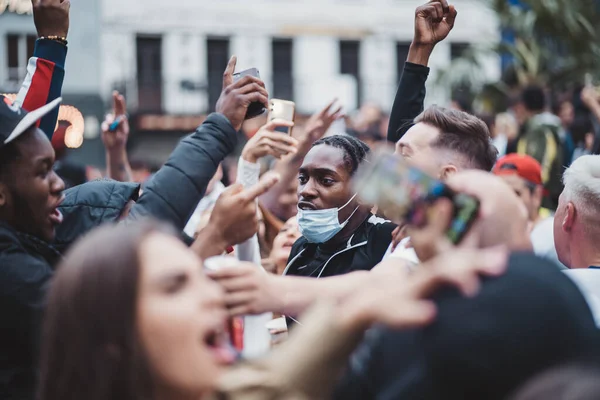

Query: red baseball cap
493;154;543;186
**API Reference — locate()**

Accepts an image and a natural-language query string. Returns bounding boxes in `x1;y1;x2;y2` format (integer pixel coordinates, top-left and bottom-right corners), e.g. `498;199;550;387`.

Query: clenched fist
32;0;70;39
414;0;457;48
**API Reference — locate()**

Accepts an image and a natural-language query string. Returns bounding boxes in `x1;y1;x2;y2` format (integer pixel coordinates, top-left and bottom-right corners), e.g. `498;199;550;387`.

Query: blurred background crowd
4;0;599;182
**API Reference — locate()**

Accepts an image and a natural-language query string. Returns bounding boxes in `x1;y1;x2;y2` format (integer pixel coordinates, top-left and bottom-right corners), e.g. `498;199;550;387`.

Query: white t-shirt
530;217;567;270
380;237;419;266
564;269;600;326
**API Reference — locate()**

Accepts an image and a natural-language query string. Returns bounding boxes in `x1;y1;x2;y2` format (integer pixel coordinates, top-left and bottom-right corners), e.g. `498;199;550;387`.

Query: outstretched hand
206;262;283;316
296;99;344;155
339;246;508;330
194;172;281;259
32;0;70;39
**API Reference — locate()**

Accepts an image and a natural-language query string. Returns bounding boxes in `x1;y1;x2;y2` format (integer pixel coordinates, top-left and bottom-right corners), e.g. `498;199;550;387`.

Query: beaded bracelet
39;36;68;46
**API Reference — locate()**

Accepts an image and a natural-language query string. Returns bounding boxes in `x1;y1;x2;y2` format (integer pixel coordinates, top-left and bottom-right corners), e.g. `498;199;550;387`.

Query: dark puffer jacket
0;113;237;400
52;179;141;253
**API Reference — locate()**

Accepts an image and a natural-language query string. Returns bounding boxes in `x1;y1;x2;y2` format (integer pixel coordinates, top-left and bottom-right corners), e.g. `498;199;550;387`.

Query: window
272;38;294;101
136;36;163;113
5;34;36;82
339;40;361;104
207;38;230;112
396;42;411;83
451;42;470;60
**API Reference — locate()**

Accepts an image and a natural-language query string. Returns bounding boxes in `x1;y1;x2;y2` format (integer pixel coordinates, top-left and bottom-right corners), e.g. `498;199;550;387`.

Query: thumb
241;172;281;202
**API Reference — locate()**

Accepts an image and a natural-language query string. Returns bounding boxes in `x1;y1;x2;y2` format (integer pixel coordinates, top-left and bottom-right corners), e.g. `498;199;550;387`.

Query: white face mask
297;194;360;243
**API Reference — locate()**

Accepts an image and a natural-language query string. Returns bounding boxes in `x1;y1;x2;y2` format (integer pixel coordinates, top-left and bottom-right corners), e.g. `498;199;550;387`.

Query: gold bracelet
39;36;68;46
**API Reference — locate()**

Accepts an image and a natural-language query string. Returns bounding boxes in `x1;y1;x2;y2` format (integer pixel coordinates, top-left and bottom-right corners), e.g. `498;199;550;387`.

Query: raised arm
236;119;297;263
126;56;269;231
101;92;133;182
387;0;457;143
16;0;70;139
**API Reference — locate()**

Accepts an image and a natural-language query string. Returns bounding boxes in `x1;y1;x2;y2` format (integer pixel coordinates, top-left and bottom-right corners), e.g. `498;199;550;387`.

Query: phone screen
354;152;479;244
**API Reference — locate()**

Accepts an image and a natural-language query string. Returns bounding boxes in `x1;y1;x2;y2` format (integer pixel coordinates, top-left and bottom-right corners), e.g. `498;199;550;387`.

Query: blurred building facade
1;0;501;166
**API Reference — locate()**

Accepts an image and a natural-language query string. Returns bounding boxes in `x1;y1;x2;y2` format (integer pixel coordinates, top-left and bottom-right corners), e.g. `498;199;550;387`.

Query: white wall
99;0;501;115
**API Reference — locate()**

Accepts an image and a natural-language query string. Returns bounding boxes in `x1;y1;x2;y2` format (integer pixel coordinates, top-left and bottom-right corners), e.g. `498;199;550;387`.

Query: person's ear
562;202;576;233
440;164;459;180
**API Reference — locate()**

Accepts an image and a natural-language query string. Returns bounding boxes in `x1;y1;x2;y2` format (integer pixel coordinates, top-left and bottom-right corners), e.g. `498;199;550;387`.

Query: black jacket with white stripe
284;214;396;280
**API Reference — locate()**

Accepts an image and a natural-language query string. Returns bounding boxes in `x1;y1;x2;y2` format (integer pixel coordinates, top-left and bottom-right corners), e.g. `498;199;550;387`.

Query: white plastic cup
203;255;240;272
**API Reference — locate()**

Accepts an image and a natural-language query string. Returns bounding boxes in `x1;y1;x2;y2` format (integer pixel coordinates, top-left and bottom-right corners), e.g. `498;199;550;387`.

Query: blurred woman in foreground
38;219;507;400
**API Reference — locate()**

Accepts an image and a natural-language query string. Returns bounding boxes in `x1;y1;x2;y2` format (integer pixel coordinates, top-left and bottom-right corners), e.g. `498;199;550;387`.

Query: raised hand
101;91;130;152
414;0;457;48
297;99;344;154
241;119;299;163
100;91;132;182
194;172;280;259
408;0;457;66
216;56;269;131
32;0;70;39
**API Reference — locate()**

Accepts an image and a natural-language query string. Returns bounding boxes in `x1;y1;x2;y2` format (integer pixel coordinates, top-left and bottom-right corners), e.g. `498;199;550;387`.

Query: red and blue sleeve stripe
15;39;67;140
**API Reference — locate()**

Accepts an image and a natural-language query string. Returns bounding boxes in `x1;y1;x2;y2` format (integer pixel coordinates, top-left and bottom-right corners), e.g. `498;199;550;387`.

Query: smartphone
268;99;295;135
354;151;479;244
233;68;266;120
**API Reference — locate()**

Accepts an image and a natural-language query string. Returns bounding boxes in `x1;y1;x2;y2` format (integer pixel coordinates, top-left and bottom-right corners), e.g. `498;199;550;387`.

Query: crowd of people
2;0;600;399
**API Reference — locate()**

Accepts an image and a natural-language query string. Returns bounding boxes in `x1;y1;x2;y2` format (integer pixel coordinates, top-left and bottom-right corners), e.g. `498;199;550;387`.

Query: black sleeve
367;221;396;263
127;113;237;231
387;62;431;144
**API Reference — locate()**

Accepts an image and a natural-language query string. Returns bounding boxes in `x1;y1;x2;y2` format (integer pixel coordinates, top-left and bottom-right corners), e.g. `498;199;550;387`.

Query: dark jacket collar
0;221;62;267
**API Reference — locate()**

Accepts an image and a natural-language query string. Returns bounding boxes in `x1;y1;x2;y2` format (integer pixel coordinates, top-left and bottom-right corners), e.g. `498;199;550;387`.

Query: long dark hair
38;220;175;400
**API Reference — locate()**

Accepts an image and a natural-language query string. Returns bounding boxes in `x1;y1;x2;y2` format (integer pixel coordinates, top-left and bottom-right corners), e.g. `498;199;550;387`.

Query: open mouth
298;201;317;211
203;327;237;365
49;208;64;225
48;196;65;226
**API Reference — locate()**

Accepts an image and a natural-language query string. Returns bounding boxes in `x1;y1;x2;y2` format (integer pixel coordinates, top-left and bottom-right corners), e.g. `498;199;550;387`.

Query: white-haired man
555;155;600;324
554;155;600;269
